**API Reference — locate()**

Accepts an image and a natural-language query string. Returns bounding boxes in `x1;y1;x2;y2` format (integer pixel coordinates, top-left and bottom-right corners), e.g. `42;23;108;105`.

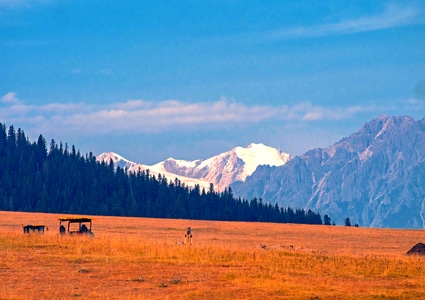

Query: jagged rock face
232;115;425;228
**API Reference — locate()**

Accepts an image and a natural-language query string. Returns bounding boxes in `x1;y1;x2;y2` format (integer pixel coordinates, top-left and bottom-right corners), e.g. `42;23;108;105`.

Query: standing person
184;227;192;245
60;224;66;234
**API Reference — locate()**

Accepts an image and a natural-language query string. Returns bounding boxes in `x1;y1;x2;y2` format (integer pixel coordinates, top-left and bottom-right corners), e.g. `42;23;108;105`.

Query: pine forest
0;123;324;225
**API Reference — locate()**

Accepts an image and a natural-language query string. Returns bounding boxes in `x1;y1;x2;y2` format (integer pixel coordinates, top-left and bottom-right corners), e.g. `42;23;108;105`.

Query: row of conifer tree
0;123;325;225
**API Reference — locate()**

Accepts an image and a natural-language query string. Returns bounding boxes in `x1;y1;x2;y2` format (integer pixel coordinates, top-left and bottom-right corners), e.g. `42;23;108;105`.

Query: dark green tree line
0;123;323;225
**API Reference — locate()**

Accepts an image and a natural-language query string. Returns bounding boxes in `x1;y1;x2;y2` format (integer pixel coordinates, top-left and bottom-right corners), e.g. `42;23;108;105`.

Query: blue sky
1;0;425;164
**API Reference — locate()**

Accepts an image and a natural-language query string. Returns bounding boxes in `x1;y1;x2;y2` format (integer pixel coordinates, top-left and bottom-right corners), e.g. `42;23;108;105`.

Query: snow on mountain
232;115;425;229
96;152;137;170
97;143;291;192
159;143;291;191
96;152;212;190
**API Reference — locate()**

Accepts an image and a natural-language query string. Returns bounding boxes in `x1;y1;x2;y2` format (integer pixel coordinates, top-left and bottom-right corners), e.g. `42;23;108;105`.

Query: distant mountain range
232;115;425;229
97;143;291;191
97;115;425;229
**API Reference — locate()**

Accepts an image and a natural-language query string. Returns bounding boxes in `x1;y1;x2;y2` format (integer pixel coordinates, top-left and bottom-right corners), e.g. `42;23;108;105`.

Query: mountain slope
232;115;425;228
97;143;291;191
96;152;212;190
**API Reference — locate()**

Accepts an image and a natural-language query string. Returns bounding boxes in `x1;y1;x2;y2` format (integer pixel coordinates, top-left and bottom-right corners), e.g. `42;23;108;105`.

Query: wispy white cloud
0;94;384;138
404;98;425;111
266;3;423;40
1;91;20;103
301;103;377;121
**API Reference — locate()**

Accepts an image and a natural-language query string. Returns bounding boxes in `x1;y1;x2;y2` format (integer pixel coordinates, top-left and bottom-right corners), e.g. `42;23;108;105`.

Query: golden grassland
1;211;425;299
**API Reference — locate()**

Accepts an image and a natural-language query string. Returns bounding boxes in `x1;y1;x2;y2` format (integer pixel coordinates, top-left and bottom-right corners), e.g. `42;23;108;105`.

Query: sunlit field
1;211;425;299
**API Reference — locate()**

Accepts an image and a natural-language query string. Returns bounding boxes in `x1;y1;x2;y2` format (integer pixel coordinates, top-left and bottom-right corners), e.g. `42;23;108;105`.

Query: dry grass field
1;211;425;299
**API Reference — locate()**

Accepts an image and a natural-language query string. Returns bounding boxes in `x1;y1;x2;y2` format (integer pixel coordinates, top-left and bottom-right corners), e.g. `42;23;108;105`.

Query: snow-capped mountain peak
237;142;289;168
96;152;136;169
157;143;291;190
96;143;291;192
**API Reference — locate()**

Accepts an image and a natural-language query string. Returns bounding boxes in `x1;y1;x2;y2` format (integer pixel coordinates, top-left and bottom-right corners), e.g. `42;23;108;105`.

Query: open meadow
1;211;425;299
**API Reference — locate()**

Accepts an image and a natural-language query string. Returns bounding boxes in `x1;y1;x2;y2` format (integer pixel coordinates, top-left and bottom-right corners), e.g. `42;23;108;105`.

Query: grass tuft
78;268;91;273
170;273;181;284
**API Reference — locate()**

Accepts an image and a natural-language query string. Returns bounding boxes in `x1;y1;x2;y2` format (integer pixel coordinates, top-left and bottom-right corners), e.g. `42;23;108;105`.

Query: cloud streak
1;92;20;104
265;3;423;41
0;92;385;138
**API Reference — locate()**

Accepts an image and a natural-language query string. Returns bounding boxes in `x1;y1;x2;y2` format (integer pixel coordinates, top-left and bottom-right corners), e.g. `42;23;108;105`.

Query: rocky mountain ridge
232;115;425;228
